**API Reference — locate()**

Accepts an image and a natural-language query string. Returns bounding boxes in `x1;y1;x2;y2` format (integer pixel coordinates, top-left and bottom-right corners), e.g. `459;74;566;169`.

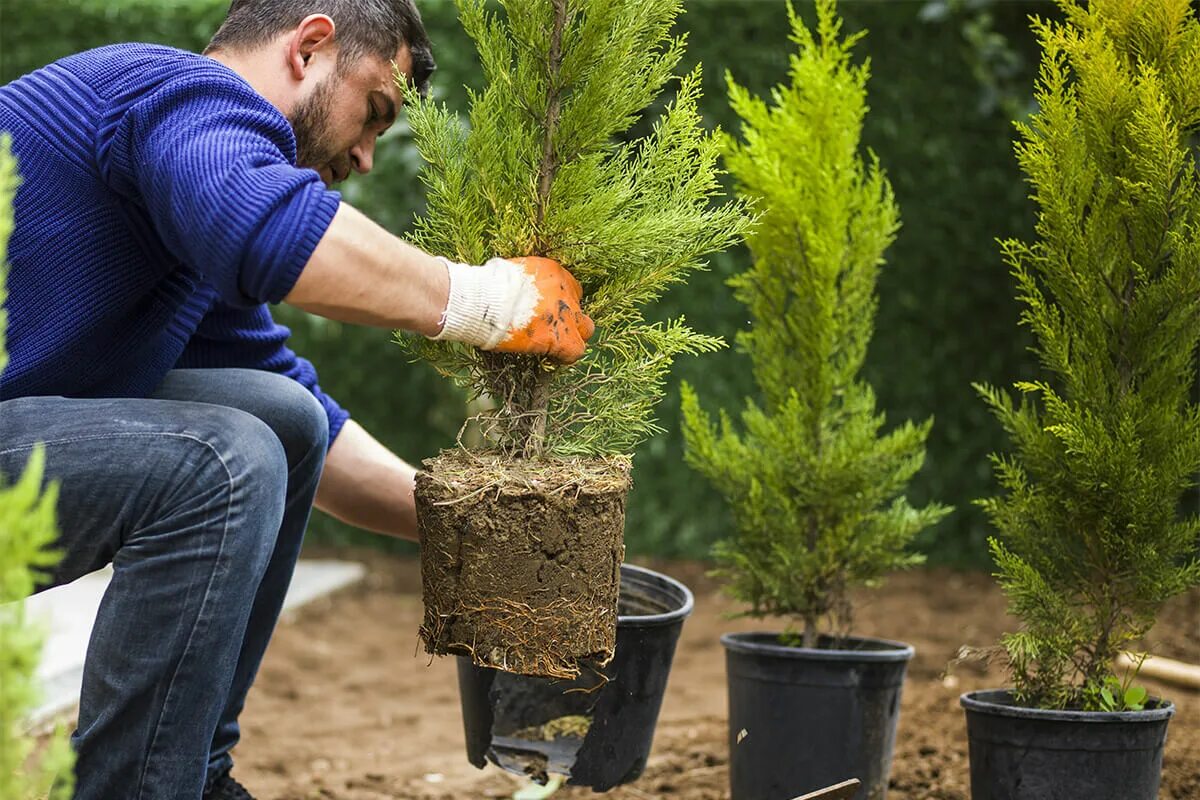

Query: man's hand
434;256;595;363
285;204;593;358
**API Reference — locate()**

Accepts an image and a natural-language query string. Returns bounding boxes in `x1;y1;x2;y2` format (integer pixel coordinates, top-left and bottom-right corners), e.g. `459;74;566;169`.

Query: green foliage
977;0;1200;710
403;0;750;459
0;453;73;800
0;138;74;800
0;0;228;78
919;0;1040;119
1087;673;1147;713
0;0;1051;563
681;0;950;646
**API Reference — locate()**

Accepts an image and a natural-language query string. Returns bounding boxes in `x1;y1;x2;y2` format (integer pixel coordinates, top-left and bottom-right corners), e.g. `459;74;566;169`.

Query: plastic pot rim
617;562;695;628
720;630;915;663
960;688;1176;723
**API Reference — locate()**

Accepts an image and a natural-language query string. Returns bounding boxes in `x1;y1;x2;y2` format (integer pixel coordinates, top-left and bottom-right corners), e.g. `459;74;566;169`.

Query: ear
286;14;337;81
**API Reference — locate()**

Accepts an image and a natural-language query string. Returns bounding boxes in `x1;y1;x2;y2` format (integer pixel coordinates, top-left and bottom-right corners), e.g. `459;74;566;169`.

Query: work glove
432;256;595;364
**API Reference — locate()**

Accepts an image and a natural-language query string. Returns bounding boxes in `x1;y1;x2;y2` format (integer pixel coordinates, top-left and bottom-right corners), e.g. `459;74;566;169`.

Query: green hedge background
0;0;1055;565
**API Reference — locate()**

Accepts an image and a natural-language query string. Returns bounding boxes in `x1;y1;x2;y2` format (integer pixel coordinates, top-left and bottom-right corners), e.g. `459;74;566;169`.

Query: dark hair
206;0;435;97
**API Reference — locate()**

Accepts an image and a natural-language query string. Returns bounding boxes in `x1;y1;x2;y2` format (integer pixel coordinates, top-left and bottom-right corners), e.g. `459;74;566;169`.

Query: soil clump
415;451;630;678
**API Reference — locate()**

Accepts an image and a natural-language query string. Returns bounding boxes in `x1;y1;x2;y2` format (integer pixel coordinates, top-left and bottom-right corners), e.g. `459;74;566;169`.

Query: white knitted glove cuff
431;257;539;350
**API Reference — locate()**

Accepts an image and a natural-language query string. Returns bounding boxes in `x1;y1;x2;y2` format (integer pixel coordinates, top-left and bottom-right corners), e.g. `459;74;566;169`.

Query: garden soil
230;551;1200;800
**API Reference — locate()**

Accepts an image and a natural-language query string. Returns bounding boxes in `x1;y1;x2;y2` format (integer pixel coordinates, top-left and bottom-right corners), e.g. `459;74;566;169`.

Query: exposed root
420;595;615;679
949;644;1007;676
422;450;631;506
563;667;609;695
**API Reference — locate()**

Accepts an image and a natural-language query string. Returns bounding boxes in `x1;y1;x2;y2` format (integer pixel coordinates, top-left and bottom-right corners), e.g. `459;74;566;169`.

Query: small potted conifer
399;0;748;789
680;3;949;799
962;2;1200;798
0;138;74;800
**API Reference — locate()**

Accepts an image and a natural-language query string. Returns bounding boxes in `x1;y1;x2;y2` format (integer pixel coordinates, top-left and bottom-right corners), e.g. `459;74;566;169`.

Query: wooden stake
793;779;861;800
1116;652;1200;691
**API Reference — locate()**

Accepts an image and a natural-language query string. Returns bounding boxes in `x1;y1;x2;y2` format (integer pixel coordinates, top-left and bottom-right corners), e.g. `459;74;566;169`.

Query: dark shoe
204;772;256;800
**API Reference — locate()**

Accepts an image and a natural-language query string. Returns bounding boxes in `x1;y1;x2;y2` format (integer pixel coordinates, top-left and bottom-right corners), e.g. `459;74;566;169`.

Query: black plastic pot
722;632;914;800
456;563;694;790
960;689;1175;800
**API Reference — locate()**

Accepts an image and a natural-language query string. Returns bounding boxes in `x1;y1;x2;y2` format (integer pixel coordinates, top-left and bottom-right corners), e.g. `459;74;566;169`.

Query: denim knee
212;406;289;496
182;407;290;566
233;371;329;464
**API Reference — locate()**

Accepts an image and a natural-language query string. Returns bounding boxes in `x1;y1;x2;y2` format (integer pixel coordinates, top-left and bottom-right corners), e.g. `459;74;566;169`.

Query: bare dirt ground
234;551;1200;799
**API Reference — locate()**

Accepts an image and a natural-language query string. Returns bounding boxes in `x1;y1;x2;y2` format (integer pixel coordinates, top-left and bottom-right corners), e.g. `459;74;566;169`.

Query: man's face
289;45;413;186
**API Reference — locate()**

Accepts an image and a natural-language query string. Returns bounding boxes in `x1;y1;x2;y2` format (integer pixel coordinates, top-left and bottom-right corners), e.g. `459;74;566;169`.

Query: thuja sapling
975;0;1200;712
681;0;950;649
681;7;949;796
398;0;750;678
0;136;74;800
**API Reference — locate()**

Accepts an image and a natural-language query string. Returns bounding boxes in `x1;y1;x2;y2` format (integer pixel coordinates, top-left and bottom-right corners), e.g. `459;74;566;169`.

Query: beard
288;75;340;175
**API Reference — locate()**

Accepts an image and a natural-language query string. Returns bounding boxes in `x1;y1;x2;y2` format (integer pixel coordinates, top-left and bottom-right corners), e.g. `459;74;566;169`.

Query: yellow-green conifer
682;0;949;648
977;0;1200;710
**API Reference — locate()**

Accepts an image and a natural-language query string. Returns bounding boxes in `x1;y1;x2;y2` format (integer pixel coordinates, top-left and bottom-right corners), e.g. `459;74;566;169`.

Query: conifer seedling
0;136;75;800
399;0;749;677
681;0;949;649
976;0;1200;711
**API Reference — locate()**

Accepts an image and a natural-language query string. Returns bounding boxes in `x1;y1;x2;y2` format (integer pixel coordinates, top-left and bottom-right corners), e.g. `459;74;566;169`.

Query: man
0;1;593;798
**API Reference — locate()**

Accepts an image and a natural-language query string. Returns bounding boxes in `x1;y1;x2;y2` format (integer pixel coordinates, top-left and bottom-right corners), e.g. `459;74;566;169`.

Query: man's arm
315;418;418;540
284;202;448;335
285;202;595;362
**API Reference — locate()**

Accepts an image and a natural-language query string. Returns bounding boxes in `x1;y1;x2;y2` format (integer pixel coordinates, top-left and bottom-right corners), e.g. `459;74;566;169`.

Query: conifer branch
535;0;567;236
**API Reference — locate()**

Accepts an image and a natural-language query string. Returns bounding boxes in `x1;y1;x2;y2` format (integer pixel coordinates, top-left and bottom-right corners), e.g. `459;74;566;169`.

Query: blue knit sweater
0;43;349;444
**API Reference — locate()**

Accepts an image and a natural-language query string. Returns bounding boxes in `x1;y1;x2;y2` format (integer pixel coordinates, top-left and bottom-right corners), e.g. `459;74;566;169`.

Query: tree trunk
803;615;819;649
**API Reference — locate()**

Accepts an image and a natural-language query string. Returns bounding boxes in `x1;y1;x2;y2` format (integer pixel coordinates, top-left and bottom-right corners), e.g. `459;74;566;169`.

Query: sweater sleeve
100;69;340;307
177;301;350;448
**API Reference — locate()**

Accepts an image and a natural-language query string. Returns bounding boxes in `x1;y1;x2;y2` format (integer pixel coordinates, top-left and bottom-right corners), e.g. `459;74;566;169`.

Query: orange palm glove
432;255;595;364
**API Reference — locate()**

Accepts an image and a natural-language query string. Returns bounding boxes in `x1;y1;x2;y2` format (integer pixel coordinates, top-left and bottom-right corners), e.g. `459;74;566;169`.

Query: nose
350;137;375;175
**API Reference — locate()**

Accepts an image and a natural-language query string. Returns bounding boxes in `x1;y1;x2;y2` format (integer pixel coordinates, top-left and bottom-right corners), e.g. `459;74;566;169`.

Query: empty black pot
456;563;694;790
722;632;913;800
960;689;1175;800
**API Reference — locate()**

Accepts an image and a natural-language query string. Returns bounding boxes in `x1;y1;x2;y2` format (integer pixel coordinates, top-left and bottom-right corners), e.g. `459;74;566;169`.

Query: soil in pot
457;563;694;791
416;451;630;679
960;688;1175;800
723;632;913;800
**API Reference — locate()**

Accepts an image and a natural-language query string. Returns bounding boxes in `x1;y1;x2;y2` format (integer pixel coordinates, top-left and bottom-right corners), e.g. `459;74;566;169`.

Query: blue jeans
0;369;328;800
